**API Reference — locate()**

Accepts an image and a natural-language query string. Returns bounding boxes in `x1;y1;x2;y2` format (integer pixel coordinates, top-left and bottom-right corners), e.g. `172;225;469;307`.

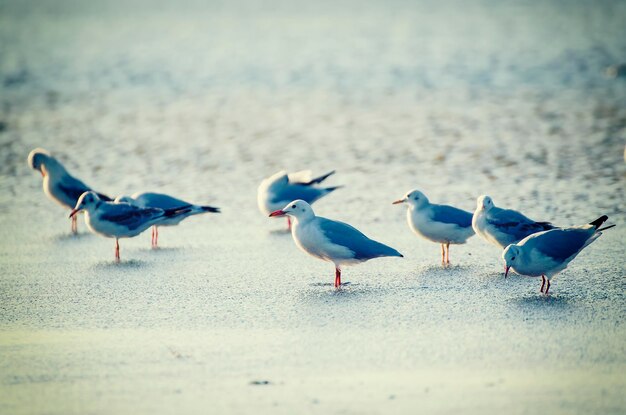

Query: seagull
472;195;555;249
258;170;341;229
393;189;474;264
70;191;191;262
115;192;220;248
503;215;615;294
28;148;112;234
269;200;403;288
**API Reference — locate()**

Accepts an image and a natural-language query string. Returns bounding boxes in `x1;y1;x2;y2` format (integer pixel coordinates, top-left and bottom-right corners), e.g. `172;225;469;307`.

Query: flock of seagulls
29;148;615;295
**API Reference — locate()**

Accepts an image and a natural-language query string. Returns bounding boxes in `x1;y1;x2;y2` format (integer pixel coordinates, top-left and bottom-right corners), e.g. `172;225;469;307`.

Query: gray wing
529;228;593;262
57;175;92;205
271;185;328;205
133;192;192;210
431;205;473;228
57;175;111;203
488;207;554;240
100;203;164;231
318;217;402;260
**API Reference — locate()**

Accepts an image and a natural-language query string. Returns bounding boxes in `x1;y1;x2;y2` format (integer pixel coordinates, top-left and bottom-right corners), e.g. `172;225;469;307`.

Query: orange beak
504;266;510;278
269;209;286;217
392;199;405;205
69;208;80;218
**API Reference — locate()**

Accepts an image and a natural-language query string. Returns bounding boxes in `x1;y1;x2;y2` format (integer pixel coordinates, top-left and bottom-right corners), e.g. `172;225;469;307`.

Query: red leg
334;267;341;288
441;244;445;264
540;275;545;293
71;215;77;234
445;243;450;264
154;226;159;248
115;239;120;262
151;227;155;247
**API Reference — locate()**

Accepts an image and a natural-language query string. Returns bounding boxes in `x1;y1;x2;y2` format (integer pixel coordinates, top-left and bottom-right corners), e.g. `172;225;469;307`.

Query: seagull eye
511;256;516;261
291;204;296;209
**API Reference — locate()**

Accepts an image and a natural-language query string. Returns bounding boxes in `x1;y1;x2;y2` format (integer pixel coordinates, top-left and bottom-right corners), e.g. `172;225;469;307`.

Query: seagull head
269;199;315;221
392;189;428;209
27;148;52;176
70;191;101;218
476;195;494;212
502;244;521;278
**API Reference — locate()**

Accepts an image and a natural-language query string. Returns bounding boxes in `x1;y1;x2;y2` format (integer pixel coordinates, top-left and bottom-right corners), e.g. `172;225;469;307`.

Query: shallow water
1;0;625;414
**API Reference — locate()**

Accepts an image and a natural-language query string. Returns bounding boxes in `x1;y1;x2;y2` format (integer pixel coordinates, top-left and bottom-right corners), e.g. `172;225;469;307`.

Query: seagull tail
589;215;609;230
303;170;336;186
201;205;221;213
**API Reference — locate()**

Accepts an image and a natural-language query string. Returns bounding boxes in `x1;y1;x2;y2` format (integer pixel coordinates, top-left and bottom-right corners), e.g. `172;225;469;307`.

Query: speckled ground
1;0;625;414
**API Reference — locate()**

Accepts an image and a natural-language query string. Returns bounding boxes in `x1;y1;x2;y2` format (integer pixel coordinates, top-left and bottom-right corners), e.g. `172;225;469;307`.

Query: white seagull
393;189;474;264
472;195;555;249
28;148;112;234
269;200;403;288
258;170;341;229
503;215;615;294
115;192;220;247
70;191;191;262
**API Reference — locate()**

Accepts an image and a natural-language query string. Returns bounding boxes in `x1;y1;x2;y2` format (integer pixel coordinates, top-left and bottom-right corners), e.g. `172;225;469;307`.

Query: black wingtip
589;215;609;229
202;206;221;213
325;185;343;193
597;224;616;232
303;170;336;186
163;206;192;217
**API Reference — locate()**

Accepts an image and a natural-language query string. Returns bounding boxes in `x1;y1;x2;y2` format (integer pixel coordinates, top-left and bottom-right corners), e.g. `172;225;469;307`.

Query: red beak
269;209;286;217
504;266;510;278
69;208;80;218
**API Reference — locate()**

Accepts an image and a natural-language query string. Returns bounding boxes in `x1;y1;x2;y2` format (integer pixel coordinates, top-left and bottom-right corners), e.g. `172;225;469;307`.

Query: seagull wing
431;205;473;228
318;217;402;260
100;203;164;231
487;207;554;240
525;228;593;262
132;192;191;209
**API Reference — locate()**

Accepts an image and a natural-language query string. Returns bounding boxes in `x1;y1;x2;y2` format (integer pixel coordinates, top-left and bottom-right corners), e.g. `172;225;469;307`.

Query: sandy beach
1;0;625;413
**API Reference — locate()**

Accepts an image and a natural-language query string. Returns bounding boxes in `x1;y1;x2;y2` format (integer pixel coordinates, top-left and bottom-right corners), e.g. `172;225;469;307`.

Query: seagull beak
69;208;80;218
269;209;286;217
504;265;510;278
392;199;406;205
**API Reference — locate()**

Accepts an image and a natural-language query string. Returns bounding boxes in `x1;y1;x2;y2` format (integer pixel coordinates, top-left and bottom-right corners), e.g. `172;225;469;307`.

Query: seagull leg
441;244;445;265
335;267;341;288
287;217;292;231
545;279;551;295
71;214;77;235
154;226;159;248
115;238;120;263
540;275;545;293
445;243;450;265
151;227;155;247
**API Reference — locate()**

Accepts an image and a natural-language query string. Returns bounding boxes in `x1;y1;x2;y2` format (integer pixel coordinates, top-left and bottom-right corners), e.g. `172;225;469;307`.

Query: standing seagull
472;195;554;249
115;192;220;248
503;216;615;294
269;200;403;288
28;148;111;234
258;170;341;229
393;190;474;264
70;191;190;262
